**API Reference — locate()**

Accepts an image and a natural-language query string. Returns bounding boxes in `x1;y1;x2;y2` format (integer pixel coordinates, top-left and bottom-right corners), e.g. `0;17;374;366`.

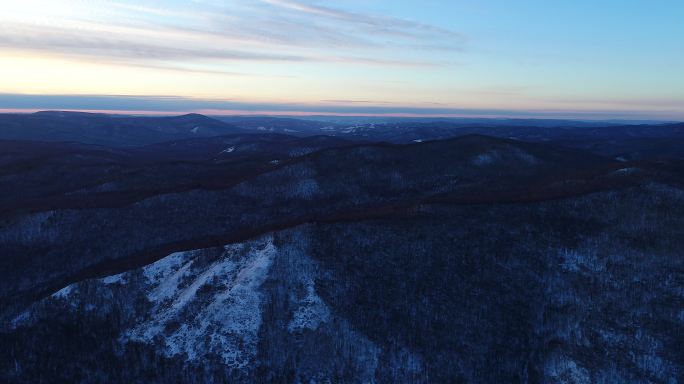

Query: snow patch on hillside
51;285;74;299
613;167;640;174
144;251;194;304
9;310;31;329
544;353;590;384
288;278;330;333
288;147;315;157
472;151;501;166
102;273;126;285
472;148;538;166
124;236;277;368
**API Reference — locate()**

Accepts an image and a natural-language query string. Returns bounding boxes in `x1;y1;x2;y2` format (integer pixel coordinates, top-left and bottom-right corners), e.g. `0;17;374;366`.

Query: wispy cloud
0;24;309;62
258;0;463;42
0;0;464;72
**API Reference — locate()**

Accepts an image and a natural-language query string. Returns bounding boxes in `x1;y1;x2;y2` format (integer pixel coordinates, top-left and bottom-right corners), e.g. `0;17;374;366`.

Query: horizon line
0;109;679;123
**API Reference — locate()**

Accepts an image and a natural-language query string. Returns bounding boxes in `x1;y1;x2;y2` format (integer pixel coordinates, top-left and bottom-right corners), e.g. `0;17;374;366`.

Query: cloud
0;0;463;71
0;19;444;69
0;23;309;62
258;0;464;42
321;99;395;105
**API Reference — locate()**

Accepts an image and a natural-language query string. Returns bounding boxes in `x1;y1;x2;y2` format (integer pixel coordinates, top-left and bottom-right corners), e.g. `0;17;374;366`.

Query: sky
0;0;683;120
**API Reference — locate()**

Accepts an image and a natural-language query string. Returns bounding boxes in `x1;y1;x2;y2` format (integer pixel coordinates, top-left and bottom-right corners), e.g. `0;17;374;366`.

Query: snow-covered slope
124;237;276;367
10;229;420;382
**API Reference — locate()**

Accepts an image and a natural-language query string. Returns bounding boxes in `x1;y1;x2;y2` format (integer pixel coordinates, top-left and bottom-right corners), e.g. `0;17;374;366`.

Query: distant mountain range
0;111;244;146
3;111;684;162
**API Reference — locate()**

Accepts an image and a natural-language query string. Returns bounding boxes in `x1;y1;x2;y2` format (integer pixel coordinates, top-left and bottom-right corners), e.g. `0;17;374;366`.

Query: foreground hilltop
0;115;683;382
